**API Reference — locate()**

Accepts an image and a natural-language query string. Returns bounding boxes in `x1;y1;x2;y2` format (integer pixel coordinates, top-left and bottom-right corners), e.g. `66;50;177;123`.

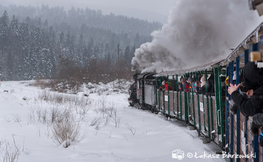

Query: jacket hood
242;62;263;90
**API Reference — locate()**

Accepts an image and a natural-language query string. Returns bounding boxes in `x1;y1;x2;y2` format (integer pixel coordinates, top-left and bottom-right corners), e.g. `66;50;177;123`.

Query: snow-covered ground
0;80;226;162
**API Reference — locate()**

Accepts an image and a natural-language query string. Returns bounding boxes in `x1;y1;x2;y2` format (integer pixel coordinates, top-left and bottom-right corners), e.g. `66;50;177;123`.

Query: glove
251;121;260;135
230;104;238;115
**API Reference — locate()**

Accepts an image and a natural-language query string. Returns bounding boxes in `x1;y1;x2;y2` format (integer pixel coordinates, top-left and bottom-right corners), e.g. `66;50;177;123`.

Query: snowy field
0;80;226;162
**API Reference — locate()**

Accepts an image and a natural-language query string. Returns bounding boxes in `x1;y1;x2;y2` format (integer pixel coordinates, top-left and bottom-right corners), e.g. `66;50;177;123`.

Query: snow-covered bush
32;79;132;95
37;90;91;108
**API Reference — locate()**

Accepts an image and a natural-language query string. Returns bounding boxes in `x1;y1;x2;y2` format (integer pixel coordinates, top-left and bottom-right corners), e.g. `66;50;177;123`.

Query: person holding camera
228;61;263;146
228;62;263;117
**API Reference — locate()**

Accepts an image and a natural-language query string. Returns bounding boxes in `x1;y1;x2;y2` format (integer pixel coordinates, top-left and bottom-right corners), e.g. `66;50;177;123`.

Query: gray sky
1;0;177;23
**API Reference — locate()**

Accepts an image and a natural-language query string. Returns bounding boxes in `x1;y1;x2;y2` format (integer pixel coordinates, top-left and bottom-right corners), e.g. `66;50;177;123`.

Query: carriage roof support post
155;77;158;108
202;71;206;132
184;74;188;123
210;94;214;141
236;56;240;162
176;74;179;118
168;75;170;116
196;72;201;130
205;70;211;139
159;77;163;112
218;66;224;148
179;74;183;120
172;75;175;116
228;61;234;161
252;43;259;162
187;72;192;124
191;72;196;127
225;65;230;153
163;77;165;114
213;65;224;148
244;49;249;162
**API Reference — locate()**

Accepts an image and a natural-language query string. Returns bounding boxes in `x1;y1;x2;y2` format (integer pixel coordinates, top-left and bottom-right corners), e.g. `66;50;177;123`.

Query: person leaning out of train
227;62;263;117
162;78;173;91
190;76;200;93
197;75;206;94
182;78;190;92
197;74;214;95
227;70;249;115
178;77;183;91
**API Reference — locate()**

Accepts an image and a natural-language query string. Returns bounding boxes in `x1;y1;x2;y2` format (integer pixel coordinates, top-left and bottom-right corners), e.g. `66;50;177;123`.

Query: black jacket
253;113;263;125
231;85;263;116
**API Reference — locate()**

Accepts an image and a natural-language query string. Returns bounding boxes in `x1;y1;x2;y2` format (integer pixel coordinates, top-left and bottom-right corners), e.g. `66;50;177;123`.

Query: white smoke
132;0;263;73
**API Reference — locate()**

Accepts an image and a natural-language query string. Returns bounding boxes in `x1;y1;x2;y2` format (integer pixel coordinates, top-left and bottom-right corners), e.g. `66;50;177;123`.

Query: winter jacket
231;85;263;117
184;82;189;92
164;81;168;90
164;81;173;90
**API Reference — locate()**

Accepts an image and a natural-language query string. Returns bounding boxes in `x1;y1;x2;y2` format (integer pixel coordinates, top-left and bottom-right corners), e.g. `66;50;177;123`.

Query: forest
0;4;161;82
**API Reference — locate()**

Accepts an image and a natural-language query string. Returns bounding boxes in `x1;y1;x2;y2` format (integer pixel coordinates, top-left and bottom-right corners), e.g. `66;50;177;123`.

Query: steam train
128;22;263;162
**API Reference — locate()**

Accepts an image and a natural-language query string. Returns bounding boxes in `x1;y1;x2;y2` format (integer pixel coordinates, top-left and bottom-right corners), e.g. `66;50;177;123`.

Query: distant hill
0;4;162;81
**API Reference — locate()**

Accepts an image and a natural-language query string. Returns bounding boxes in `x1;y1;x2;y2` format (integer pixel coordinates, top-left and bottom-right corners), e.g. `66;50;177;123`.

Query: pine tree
0;10;9;52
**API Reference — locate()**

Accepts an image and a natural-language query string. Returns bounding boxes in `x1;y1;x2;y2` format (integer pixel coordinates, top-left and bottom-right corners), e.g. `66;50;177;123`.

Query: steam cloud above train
131;0;263;73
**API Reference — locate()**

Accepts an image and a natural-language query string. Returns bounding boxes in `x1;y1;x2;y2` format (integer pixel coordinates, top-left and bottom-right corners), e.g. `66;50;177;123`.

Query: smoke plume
132;0;263;73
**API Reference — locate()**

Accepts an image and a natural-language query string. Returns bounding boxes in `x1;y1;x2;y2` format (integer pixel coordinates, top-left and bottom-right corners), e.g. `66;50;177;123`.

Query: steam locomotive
128;22;263;162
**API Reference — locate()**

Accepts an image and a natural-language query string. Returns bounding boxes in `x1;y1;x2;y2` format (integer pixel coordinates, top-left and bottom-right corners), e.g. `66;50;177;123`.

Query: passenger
183;78;190;92
197;74;214;95
163;78;173;91
179;77;184;92
228;62;263;116
227;62;263;135
197;75;205;94
196;77;202;92
160;80;165;91
192;80;197;92
163;79;168;90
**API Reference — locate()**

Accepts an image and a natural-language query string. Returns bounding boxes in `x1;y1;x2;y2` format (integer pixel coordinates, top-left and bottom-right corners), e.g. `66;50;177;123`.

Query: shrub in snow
90;117;103;127
0;139;20;162
32;78;132;95
37;90;91;108
125;123;136;136
107;107;121;127
27;106;87;148
51;111;81;148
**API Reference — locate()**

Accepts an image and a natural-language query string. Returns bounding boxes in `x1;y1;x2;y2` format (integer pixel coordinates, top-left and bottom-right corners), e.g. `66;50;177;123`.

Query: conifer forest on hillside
0;4;161;83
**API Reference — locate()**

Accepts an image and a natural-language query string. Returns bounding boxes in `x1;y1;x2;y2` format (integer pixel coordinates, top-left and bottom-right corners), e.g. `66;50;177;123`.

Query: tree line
0;5;161;82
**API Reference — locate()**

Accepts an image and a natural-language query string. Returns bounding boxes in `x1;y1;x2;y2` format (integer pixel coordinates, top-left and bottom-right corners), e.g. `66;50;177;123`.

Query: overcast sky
1;0;177;23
